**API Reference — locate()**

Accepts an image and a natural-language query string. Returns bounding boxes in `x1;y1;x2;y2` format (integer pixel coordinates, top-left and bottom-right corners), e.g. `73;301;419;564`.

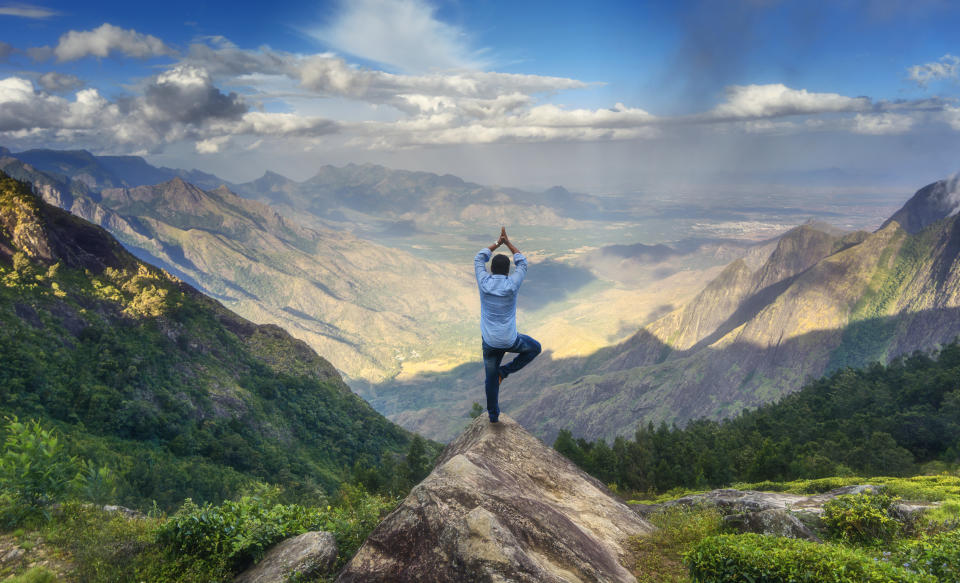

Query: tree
406;436;431;484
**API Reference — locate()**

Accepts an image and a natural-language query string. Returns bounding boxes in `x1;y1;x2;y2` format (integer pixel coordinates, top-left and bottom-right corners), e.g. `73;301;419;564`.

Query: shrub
155;486;396;576
894;529;960;581
156;495;325;573
685;534;936;582
0;417;83;525
822;492;902;545
4;566;59;583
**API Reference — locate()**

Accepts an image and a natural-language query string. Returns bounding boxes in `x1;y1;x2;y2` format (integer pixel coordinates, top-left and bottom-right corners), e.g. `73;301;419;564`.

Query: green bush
0;417;83;525
822;492;902;545
155;486;396;576
156;495;325;573
894;529;960;581
686;534;936;582
5;566;59;583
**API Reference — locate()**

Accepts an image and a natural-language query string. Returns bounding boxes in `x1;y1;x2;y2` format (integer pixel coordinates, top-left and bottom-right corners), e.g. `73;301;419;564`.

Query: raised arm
475;232;503;283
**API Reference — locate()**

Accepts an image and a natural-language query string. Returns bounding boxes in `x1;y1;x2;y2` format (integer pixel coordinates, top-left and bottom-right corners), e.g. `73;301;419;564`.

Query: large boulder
337;415;653;582
234;531;337;583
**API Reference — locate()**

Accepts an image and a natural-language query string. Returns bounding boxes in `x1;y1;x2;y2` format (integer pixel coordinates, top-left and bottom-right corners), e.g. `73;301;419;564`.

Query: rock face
234;531;337;583
633;486;940;542
337;415;653;583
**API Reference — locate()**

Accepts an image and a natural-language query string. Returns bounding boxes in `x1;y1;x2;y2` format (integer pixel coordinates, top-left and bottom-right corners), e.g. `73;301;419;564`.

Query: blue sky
1;0;959;190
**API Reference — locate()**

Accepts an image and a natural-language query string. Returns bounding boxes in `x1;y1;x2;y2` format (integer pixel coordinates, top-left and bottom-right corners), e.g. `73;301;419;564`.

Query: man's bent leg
500;334;542;379
482;342;506;421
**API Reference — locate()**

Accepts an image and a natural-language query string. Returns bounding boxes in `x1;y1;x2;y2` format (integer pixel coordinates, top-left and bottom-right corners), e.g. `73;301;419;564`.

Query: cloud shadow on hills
517;260;596;309
363;305;960;444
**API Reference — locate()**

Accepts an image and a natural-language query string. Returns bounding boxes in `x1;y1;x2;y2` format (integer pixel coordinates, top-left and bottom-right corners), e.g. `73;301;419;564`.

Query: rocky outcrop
722;509;821;542
632;486;940;541
234;531;337;583
337;415;652;583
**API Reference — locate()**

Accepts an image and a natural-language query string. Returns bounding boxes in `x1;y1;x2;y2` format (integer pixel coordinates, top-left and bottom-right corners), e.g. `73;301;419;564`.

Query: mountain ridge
0;170;413;507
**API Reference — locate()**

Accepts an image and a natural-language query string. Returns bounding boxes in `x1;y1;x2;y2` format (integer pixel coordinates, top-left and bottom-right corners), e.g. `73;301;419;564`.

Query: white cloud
0;3;57;18
53;23;176;62
0;41;13;61
37;72;83;92
196;136;229;153
311;0;485;73
709;84;871;119
908;54;960;88
852;112;916;135
0;72;337;151
942;106;960;130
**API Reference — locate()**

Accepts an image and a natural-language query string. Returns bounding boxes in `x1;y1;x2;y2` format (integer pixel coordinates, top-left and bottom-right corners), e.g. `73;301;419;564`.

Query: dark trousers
482;334;541;419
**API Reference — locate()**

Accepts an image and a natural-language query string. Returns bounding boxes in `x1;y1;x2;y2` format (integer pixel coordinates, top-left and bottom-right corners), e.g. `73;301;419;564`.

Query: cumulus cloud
709;84;871;119
143;65;246;125
37;72;84;92
0;71;337;152
909;54;960;88
312;0;484;73
53;23;176;62
0;77;119;132
0;3;57;18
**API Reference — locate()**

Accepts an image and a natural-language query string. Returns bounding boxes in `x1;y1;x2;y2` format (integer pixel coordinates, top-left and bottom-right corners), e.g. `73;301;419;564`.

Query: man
474;227;542;423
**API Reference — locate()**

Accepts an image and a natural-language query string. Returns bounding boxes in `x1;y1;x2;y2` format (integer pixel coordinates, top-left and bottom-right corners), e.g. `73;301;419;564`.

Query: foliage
0;417;84;525
894;529;960;581
157;495;326;573
822;492;903;545
556;343;960;495
155;485;395;578
0;195;415;509
4;566;59;583
41;501;165;583
27;485;395;583
470;402;483;419
685;533;936;583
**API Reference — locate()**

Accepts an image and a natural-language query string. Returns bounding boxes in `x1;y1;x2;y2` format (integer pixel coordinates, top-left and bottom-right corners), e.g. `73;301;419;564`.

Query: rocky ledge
337;415;653;583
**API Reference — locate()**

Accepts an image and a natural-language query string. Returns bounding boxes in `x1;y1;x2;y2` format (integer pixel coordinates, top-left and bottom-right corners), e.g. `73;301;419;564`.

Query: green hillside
556;340;960;493
0;171;412;509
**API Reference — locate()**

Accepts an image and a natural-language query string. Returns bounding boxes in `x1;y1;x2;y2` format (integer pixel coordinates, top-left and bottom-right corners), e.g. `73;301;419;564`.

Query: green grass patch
632;504;725;583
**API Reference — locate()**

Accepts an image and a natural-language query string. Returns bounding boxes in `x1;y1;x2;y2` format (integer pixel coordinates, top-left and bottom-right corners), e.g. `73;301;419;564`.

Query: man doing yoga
474;227;542;423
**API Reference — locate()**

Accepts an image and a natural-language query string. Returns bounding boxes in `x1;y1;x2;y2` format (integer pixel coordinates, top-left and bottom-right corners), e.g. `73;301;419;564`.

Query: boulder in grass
337;414;653;583
234;531;337;583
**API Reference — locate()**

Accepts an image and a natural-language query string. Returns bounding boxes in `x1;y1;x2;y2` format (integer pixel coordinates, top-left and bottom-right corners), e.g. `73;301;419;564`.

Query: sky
1;0;959;191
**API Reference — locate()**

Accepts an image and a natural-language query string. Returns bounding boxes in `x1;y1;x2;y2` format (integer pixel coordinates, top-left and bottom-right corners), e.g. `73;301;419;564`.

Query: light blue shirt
475;248;527;348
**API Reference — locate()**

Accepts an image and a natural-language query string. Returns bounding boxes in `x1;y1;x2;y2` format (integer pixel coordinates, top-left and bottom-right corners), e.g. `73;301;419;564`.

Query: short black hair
491;254;510;276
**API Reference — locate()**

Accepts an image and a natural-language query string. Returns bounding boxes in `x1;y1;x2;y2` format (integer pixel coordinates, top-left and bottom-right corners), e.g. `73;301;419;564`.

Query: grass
631;504;725;583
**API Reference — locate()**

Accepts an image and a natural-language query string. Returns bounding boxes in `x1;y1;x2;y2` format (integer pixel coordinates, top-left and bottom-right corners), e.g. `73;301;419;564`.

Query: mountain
234;163;602;229
509;175;960;441
367;175;960;444
0;170;413;508
10;148;231;191
0;155;478;382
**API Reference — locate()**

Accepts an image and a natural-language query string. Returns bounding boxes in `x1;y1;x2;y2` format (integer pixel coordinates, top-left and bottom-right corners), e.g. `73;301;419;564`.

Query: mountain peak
337;415;651;582
884;174;960;235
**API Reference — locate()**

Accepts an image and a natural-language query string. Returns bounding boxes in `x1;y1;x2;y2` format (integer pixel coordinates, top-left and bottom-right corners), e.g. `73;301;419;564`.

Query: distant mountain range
0;169;412;507
0;149;481;381
512;174;960;441
367;174;960;442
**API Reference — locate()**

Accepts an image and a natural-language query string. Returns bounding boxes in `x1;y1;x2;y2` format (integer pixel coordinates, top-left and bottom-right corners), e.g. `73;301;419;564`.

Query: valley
0;147;922;446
